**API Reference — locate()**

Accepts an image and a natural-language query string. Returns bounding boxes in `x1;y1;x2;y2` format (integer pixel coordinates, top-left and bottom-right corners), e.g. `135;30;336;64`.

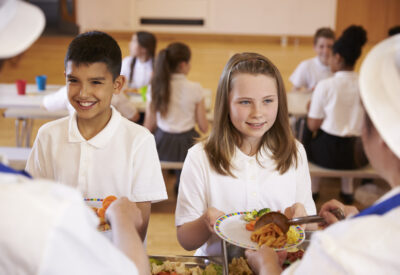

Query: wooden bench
0;146;31;170
308;162;381;179
160;161;184;170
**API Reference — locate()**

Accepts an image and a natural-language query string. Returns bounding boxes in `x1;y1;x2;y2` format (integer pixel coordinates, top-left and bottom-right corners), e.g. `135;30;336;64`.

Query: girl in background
303;25;368;203
121;31;156;90
175;52;316;256
144;42;209;192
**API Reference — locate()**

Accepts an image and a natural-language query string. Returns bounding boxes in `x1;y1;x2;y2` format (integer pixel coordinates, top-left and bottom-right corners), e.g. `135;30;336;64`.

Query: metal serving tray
149;255;223;269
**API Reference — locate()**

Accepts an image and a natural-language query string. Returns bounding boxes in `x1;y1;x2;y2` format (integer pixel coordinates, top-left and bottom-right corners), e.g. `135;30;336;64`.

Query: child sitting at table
289;27;335;93
144;42;209;193
303;25;368;203
26;31;168;240
121;31;156;90
175;52;316;256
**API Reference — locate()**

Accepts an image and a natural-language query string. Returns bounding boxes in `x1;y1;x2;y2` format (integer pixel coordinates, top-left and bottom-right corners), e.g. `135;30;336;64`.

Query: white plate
214;212;305;250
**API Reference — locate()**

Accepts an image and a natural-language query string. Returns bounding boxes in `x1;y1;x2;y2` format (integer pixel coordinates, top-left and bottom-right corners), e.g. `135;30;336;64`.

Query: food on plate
250;223;287;248
245;210;300;248
149;258;222;275
90;195;117;231
228;257;253;275
283;248;305;269
244;208;271;222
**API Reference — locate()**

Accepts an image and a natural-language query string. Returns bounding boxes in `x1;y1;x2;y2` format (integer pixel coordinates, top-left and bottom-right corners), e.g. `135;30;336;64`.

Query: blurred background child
175;52;316;256
144;42;209;193
121;31;156;91
302;25;368;203
290;27;335;93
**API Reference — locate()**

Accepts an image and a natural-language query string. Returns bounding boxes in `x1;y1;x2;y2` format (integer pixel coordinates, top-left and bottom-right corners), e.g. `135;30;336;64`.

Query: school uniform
26;106;167;202
283;186;400;275
0;177;138;275
304;71;366;169
175;141;316;256
149;73;204;162
290;56;333;91
120;56;153;89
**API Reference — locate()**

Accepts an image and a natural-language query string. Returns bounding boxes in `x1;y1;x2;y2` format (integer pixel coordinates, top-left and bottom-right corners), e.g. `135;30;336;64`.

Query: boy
26;31;167;240
289;27;335;93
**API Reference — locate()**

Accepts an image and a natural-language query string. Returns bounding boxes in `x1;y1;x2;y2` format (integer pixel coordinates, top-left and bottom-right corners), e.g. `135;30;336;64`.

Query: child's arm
177;207;224;251
135;201;151;241
195;99;209;134
143;102;157;132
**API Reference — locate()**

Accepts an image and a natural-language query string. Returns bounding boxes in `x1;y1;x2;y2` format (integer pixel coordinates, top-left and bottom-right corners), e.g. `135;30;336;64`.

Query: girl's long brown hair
204;52;298;176
150;42;190;116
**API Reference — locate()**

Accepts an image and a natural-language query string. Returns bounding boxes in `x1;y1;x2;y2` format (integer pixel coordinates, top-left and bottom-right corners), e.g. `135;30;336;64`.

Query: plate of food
214;209;305;251
85;195;117;232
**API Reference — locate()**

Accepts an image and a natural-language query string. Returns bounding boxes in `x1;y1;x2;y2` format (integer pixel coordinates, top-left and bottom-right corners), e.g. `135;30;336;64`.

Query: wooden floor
0;32;385;256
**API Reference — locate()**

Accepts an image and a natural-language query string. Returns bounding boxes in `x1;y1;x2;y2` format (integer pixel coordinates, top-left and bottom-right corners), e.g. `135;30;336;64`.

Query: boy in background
26;31;167;240
289;27;335;93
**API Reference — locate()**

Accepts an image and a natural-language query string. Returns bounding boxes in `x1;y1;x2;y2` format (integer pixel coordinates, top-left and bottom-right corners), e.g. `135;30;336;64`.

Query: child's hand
203;207;225;234
285;203;308;230
245;245;286;274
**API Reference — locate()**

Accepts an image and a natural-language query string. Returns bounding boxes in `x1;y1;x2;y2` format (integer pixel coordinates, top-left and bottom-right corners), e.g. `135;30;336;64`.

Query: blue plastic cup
35;75;47;91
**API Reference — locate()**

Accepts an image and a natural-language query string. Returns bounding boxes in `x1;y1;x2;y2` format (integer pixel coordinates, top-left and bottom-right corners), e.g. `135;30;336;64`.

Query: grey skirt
154;127;199;162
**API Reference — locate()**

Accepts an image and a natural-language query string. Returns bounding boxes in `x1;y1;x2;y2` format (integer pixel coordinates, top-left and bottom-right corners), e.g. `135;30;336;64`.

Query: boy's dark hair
333;25;367;67
64;31;122;80
314;27;335;44
388;25;400;37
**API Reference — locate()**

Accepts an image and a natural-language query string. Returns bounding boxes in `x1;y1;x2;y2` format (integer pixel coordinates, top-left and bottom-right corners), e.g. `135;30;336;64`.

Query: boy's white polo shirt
175;141;316;256
290;56;333;90
26;106;167;202
308;71;364;137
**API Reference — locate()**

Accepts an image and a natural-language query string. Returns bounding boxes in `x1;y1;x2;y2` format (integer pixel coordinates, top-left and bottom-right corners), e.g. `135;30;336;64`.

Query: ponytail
150;42;191;117
151;48;171;116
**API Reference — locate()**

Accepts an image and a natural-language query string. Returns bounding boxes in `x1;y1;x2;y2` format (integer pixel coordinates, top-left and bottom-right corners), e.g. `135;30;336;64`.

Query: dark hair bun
333;25;368;66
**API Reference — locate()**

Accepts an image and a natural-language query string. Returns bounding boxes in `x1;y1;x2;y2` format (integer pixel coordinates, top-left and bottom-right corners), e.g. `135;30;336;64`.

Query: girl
144;42;209;192
303;25;368;203
175;52;316;256
120;31;156;90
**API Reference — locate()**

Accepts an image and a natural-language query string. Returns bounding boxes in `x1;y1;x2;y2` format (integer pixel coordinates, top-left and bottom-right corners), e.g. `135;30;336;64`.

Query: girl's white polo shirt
121;56;153;89
308;71;364;137
175;141;316;256
26;107;167;202
290;56;333;90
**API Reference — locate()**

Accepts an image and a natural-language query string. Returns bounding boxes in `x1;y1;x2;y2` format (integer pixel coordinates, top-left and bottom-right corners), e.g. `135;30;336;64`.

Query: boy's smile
65;61;124;139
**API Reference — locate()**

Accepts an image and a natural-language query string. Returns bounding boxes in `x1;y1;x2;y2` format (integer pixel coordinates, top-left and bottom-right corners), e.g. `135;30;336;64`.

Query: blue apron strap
353;193;400;218
0;163;32;179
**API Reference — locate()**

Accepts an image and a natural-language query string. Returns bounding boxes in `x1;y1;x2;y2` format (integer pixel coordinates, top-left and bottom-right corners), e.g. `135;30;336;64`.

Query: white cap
0;0;45;59
359;34;400;159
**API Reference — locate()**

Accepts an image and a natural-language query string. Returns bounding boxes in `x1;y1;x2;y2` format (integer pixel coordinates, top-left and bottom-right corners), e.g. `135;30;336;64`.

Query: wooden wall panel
336;0;400;43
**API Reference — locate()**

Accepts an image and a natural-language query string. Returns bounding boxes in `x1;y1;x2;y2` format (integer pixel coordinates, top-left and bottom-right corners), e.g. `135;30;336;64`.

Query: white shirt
290;56;333;91
0;176;138;275
284;186;400;275
121;56;153;89
308;71;364;137
149;74;204;133
26;107;167;202
42;86;138;120
175;141;316;256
